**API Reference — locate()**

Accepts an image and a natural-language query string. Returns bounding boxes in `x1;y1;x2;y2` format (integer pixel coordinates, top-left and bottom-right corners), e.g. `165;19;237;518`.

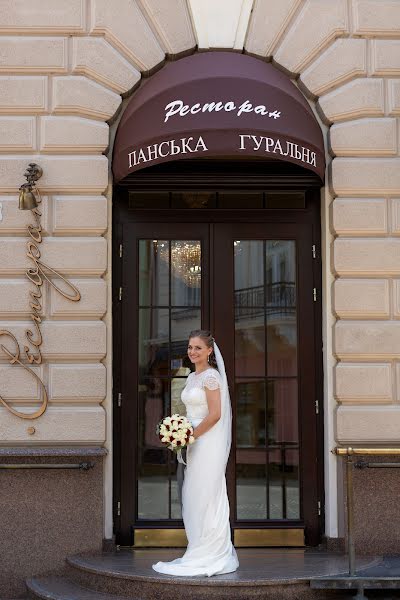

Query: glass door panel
234;239;300;522
137;238;202;522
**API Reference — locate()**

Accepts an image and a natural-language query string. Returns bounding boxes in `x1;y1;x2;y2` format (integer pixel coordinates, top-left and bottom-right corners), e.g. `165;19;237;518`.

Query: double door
116;214;322;546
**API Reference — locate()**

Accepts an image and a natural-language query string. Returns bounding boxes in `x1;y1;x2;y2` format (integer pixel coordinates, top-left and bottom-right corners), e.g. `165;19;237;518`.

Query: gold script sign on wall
0;164;81;420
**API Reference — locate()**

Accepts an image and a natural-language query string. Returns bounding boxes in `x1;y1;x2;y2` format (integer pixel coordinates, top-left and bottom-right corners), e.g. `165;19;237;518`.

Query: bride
152;329;239;577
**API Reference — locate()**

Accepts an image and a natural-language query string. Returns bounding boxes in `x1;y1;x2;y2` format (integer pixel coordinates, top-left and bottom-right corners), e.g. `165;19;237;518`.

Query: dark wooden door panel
213;222;320;543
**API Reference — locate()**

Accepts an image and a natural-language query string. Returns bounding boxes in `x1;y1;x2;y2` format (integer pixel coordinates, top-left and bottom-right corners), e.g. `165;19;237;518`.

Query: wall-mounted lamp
18;163;43;211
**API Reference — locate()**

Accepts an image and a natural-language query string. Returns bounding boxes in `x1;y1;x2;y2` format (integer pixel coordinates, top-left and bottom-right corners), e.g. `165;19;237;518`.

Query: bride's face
187;336;211;365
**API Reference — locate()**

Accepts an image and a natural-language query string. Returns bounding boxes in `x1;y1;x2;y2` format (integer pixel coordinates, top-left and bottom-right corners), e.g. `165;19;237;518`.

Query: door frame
112;159;324;547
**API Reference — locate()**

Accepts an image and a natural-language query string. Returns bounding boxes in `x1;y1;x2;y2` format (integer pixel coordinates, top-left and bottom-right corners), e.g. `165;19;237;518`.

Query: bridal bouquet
156;414;195;453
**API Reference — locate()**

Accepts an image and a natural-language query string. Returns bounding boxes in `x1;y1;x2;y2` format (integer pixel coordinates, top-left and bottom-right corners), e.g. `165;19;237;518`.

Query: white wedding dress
152;364;239;577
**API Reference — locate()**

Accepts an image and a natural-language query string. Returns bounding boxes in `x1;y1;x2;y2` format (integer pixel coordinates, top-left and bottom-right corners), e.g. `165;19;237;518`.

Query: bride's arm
192;387;221;439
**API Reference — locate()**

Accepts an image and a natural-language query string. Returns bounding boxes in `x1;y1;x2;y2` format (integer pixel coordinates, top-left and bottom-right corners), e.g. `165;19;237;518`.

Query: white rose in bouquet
156;414;195;454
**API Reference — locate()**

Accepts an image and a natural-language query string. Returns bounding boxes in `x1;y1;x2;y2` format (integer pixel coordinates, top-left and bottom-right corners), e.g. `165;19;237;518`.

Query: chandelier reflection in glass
153;240;201;287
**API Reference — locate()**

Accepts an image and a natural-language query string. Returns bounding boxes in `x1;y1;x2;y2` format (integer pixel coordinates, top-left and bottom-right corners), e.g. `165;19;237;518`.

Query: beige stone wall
1;0;400;533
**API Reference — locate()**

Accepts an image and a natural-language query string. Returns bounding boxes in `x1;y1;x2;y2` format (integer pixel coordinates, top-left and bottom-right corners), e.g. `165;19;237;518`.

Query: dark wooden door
114;199;323;547
213;222;320;546
119;222;210;546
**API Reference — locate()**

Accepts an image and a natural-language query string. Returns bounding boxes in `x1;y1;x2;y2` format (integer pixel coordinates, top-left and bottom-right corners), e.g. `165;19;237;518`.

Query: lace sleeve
203;371;221;391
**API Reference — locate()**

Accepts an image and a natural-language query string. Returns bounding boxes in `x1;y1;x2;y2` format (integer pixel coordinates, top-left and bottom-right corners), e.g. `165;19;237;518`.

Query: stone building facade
1;0;400;596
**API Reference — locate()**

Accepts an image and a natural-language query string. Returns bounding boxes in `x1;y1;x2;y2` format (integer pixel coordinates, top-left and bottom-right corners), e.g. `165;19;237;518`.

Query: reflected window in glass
236;457;267;520
266;241;297;376
139;240;169;307
236;380;266;447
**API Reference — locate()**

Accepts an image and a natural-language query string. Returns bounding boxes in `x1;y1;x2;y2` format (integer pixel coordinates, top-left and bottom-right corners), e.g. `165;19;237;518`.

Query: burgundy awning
112;52;325;183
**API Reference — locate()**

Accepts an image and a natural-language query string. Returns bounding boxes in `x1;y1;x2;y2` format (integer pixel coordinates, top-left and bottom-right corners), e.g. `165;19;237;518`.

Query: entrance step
26;574;133;600
310;556;400;597
26;548;380;600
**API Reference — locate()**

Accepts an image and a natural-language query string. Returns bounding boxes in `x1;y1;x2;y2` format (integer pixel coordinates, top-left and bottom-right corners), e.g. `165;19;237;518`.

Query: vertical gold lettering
0;172;81;420
0;331;48;420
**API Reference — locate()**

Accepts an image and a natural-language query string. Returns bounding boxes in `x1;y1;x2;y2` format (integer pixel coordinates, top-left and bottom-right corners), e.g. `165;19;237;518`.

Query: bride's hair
188;329;218;370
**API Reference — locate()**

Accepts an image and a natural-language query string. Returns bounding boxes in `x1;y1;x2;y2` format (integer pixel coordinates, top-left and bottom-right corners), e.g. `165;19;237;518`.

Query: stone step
63;549;364;600
25;548;382;600
26;574;135;600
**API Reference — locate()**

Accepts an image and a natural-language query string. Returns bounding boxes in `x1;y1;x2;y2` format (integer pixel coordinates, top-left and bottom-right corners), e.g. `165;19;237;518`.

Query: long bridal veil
212;341;232;468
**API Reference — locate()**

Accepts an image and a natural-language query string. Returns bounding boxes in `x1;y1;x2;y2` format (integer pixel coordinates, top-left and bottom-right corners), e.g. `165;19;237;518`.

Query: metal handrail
334;448;400;456
0;462;95;470
332;447;400;576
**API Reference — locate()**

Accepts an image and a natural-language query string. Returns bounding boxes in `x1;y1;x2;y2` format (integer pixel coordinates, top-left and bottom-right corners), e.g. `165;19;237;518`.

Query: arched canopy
112;52;325;183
